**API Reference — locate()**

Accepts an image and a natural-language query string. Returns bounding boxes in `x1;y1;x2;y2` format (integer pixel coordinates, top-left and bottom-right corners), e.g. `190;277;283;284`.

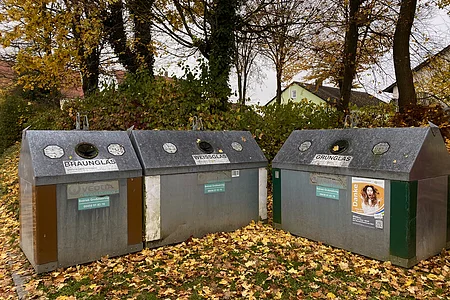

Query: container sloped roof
272;127;450;181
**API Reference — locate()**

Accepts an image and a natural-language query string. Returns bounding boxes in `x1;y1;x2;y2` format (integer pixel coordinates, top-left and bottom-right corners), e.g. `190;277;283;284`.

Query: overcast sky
155;7;450;106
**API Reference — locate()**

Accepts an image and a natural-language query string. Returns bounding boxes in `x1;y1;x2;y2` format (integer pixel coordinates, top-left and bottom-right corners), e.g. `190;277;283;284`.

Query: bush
253;101;342;162
350;102;397;128
0;92;30;155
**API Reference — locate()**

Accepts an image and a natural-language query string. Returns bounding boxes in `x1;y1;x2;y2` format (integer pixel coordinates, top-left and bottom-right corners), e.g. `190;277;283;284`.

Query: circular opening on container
75;142;99;159
198;141;214;154
329;140;349;154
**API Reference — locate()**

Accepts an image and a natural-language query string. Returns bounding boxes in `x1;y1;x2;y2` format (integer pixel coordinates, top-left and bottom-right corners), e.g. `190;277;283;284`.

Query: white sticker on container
372;142;390;155
311;154;353;167
232;170;240;177
44;145;64;159
108;143;125;156
298;141;312;152
163;142;177;154
63;158;119;174
192;153;230;165
231;142;243;152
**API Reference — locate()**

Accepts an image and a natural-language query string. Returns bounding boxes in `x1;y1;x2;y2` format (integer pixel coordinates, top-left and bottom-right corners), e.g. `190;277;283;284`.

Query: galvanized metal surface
145;169;260;247
19;130;143;272
19;130;142;186
416;176;448;262
280;170;391;261
272;127;450;181
130;130;267;176
19;178;35;267
56;179;142;268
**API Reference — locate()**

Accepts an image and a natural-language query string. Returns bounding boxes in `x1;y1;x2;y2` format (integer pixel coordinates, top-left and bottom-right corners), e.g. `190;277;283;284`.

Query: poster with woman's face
351;177;385;229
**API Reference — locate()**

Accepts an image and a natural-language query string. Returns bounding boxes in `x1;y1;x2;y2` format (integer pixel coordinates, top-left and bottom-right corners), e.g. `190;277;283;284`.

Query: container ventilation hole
330;140;349;154
75;142;99;159
198;141;214;154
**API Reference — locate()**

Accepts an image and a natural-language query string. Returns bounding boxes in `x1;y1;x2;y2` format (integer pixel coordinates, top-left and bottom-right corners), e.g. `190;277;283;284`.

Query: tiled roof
267;82;384;107
300;83;384;107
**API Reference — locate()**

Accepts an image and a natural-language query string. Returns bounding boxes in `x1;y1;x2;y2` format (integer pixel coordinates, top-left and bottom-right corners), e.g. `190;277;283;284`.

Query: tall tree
234;30;259;105
338;0;362;115
103;0;155;76
68;0;103;96
152;0;240;109
103;1;139;74
254;0;322;105
301;0;397;112
393;0;417;112
208;0;239;108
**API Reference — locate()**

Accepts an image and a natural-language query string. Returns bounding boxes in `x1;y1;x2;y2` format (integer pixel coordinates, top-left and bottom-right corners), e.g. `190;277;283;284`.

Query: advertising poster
351;177;385;229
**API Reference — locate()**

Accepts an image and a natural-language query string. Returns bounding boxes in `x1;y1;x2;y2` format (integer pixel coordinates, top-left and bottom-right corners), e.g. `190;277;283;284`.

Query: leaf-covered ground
1;144;450;300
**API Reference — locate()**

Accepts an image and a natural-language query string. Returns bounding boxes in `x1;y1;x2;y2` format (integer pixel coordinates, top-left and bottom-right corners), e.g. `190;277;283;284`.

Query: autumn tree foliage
0;0;107;102
301;0;396;113
413;47;450;106
0;0;156;103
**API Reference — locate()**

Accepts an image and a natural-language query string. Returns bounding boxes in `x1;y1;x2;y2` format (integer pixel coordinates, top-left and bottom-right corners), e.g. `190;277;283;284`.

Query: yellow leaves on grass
1;144;450;299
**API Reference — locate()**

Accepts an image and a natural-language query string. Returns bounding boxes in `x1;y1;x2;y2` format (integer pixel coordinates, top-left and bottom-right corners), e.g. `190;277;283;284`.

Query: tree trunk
276;64;282;104
104;1;139;74
72;9;99;97
237;70;244;104
208;0;238;110
393;0;417;112
129;0;155;76
81;48;100;97
339;0;362;115
242;72;248;105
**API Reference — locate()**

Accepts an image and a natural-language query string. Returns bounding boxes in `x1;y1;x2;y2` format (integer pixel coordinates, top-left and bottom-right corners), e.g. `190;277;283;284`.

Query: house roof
383;44;450;93
266;81;384;107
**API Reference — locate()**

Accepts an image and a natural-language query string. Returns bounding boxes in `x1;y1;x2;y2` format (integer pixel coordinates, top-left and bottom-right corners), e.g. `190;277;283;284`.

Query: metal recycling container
129;130;268;248
272;126;450;267
19;130;143;273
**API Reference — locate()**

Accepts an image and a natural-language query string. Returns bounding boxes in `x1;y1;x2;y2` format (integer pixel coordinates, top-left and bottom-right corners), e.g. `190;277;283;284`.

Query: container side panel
127;177;143;245
416;176;447;261
57;180;128;267
281;170;391;261
157;170;259;246
20;178;35;266
34;185;58;265
390;181;417;259
259;168;268;220
145;176;161;241
272;169;282;225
